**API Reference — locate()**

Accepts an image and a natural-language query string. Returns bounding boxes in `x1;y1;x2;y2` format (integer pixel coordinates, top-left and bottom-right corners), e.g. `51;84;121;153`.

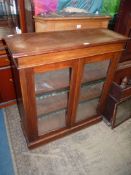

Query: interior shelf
80;81;104;102
36;90;68;117
36;81;104;117
35;60;109;95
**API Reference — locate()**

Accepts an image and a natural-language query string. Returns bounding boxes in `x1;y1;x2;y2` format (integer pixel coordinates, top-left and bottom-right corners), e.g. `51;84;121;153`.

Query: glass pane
38;110;66;135
76;60;110;123
82;60;110;83
34;68;71;135
76;82;103;122
115;98;131;126
76;98;99;122
36;90;68;117
35;69;70;94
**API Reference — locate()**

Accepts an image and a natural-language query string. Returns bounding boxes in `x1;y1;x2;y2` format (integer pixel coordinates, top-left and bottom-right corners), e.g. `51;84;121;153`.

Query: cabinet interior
34;60;110;135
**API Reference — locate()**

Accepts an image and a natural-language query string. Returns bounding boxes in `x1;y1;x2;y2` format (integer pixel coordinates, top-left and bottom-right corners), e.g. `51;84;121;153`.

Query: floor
3;105;131;175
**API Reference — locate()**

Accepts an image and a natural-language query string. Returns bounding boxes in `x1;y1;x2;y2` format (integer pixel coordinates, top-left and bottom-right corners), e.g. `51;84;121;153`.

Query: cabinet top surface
5;29;127;59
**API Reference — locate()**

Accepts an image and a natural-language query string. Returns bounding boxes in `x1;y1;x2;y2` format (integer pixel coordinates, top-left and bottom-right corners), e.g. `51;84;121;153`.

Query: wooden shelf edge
33;15;111;20
37;96;100;117
35;78;105;97
0;99;16;108
35;72;105;95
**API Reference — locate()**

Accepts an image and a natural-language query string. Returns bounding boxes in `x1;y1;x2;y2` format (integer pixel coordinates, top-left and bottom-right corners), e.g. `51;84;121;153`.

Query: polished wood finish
0;54;10;67
17;0;27;32
34;15;111;32
103;0;131;127
5;29;127;148
0;27;16;107
5;29;126;61
103;84;131;128
103;60;131;128
0;66;16;104
115;0;131;62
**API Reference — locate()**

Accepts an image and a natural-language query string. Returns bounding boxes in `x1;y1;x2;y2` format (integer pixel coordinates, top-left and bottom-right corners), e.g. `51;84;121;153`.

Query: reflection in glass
76;60;110;122
34;68;71;135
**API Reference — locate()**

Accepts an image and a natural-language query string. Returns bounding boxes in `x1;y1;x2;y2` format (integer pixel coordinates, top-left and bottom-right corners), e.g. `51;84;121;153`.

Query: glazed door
75;59;110;123
34;61;77;136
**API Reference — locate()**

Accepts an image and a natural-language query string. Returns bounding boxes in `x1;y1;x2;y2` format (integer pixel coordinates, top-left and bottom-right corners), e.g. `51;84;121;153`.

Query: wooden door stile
19;68;38;142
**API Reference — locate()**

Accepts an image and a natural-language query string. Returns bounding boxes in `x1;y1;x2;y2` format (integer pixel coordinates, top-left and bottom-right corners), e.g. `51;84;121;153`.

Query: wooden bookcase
5;28;127;148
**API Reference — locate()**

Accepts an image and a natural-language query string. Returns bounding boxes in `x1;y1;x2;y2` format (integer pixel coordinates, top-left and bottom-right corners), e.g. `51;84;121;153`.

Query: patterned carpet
5;105;131;175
